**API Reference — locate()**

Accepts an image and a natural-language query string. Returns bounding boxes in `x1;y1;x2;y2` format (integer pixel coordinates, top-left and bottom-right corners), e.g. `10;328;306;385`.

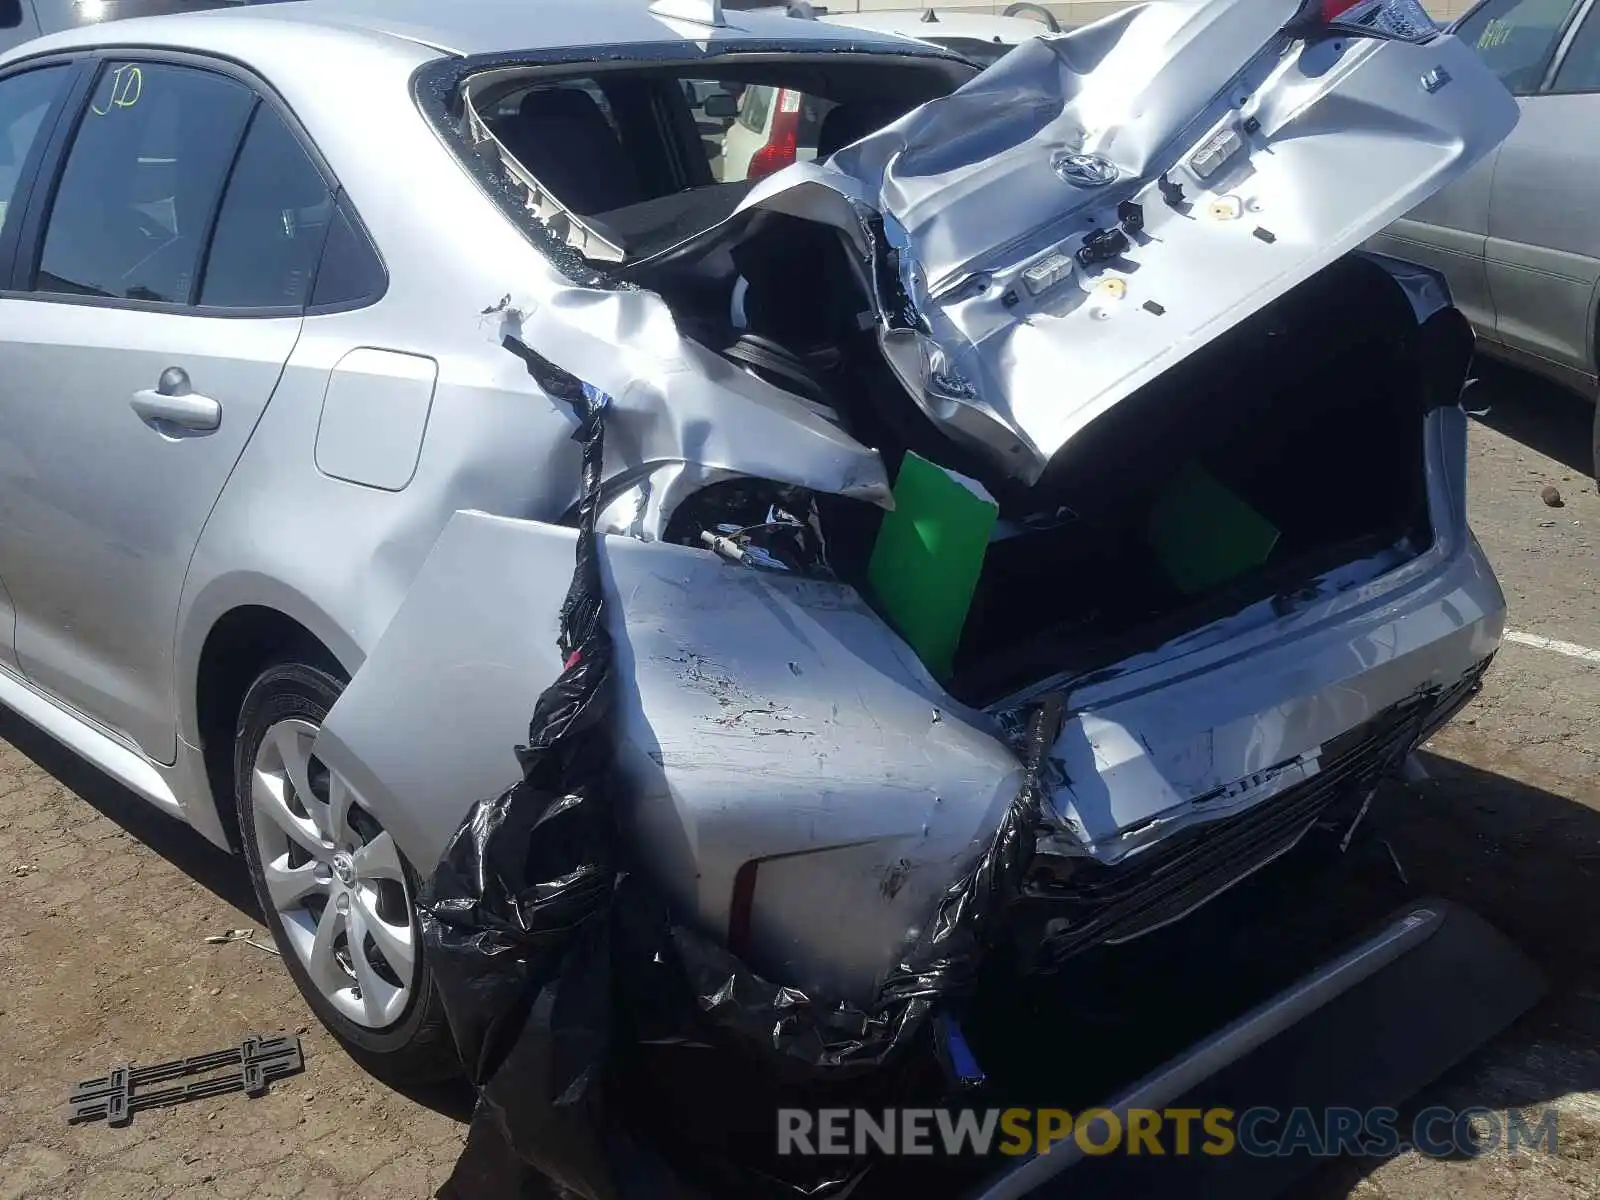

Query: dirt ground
1;360;1598;1200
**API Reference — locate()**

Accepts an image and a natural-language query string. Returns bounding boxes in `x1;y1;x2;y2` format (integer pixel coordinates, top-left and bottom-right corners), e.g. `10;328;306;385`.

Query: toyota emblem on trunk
1053;151;1119;187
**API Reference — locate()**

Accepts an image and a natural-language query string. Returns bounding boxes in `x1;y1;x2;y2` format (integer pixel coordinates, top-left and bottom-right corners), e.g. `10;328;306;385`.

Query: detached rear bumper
1020;656;1492;965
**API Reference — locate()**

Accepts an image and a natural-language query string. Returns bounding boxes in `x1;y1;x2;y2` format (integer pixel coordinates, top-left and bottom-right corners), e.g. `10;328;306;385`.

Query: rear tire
1591;398;1599;486
233;661;459;1084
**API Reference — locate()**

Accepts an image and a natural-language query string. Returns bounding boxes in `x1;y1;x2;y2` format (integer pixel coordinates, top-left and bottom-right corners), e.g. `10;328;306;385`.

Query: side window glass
36;62;254;303
310;202;384;308
0;67;68;235
1455;0;1580;93
200;104;333;309
1551;8;1600;90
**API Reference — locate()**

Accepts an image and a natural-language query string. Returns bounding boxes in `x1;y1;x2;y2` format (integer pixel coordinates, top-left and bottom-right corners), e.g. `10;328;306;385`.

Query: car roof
819;9;1052;45
0;0;944;67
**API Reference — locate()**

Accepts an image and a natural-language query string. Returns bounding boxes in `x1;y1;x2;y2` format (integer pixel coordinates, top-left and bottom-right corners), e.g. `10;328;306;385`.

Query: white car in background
717;4;1056;181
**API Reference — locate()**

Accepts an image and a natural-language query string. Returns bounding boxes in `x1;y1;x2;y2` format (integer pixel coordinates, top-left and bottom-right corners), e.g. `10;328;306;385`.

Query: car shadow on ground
1294;748;1600;1195
886;744;1600;1199
1469;356;1596;480
0;706;262;920
0;705;484;1123
624;746;1600;1199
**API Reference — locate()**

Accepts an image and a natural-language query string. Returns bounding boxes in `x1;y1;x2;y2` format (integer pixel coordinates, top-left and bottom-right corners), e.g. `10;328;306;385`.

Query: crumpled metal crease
492;271;892;542
421;338;1064;1199
609;0;1508;491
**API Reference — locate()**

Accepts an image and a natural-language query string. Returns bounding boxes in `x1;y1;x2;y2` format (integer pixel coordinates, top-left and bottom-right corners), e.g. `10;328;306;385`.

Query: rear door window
199;103;334;309
309;202;385;308
36;61;255;303
1455;0;1581;92
0;67;69;235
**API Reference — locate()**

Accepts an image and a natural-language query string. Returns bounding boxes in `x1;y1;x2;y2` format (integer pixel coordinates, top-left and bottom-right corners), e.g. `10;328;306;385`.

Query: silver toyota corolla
0;0;1515;1080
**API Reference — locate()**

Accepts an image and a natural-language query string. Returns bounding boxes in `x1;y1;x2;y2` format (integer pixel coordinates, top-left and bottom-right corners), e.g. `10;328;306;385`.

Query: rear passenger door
1483;0;1600;376
0;55;337;763
0;59;71;672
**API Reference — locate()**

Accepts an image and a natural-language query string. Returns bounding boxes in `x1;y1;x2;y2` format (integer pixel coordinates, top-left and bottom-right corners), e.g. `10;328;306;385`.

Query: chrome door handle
130;367;221;434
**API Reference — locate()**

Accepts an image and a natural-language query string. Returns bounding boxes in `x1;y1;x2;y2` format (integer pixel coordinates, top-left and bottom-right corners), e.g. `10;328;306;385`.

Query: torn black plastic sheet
423;337;1063;1199
421;345;649;1198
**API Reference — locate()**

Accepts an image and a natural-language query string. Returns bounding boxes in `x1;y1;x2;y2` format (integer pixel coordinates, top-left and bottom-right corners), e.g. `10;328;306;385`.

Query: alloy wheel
249;718;417;1029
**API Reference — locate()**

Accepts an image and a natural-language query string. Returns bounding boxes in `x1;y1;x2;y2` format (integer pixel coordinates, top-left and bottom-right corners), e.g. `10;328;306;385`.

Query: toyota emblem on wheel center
1052;151;1119;187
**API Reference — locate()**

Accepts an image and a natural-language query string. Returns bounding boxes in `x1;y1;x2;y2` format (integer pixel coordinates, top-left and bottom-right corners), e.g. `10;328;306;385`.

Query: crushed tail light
1305;0;1438;42
749;88;802;179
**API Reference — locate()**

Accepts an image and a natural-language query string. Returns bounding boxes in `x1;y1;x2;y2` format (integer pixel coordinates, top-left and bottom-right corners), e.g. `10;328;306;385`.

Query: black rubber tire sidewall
1591;399;1599;486
232;660;459;1084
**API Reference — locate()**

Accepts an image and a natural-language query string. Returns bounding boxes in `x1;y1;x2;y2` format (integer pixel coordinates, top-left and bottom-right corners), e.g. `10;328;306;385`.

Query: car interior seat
814;101;907;159
716;102;912;406
496;87;644;216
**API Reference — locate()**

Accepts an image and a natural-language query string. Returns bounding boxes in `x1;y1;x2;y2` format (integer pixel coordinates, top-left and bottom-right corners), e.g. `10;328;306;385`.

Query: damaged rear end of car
310;0;1518;1192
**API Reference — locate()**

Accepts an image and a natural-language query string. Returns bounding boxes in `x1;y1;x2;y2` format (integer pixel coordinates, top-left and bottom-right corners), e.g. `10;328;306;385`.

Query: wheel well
195;607;347;851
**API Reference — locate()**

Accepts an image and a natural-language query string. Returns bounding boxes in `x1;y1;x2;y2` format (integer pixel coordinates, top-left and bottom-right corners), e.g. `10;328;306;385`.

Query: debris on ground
67;1035;305;1128
203;928;280;955
1542;484;1565;507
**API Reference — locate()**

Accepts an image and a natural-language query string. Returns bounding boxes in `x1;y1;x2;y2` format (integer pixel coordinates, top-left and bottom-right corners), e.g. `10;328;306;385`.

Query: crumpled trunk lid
722;0;1517;483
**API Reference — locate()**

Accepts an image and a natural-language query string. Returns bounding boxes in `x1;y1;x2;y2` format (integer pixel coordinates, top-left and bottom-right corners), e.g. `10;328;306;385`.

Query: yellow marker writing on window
91;65;143;116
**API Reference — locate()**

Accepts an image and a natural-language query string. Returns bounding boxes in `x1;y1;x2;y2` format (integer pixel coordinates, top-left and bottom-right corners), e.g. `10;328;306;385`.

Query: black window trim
1449;0;1594;95
0;44;387;318
1541;0;1600;93
0;54;95;289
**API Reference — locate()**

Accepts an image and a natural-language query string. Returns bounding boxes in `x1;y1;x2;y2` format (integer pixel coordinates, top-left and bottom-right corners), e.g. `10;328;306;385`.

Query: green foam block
868;452;999;680
1148;462;1281;596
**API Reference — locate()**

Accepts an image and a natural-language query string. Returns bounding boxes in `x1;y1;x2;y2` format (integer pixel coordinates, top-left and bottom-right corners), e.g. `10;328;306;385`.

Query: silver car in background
0;0;1515;1081
0;0;260;57
1367;0;1600;467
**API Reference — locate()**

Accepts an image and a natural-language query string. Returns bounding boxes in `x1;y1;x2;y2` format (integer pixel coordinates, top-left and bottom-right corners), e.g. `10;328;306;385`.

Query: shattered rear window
446;51;970;267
